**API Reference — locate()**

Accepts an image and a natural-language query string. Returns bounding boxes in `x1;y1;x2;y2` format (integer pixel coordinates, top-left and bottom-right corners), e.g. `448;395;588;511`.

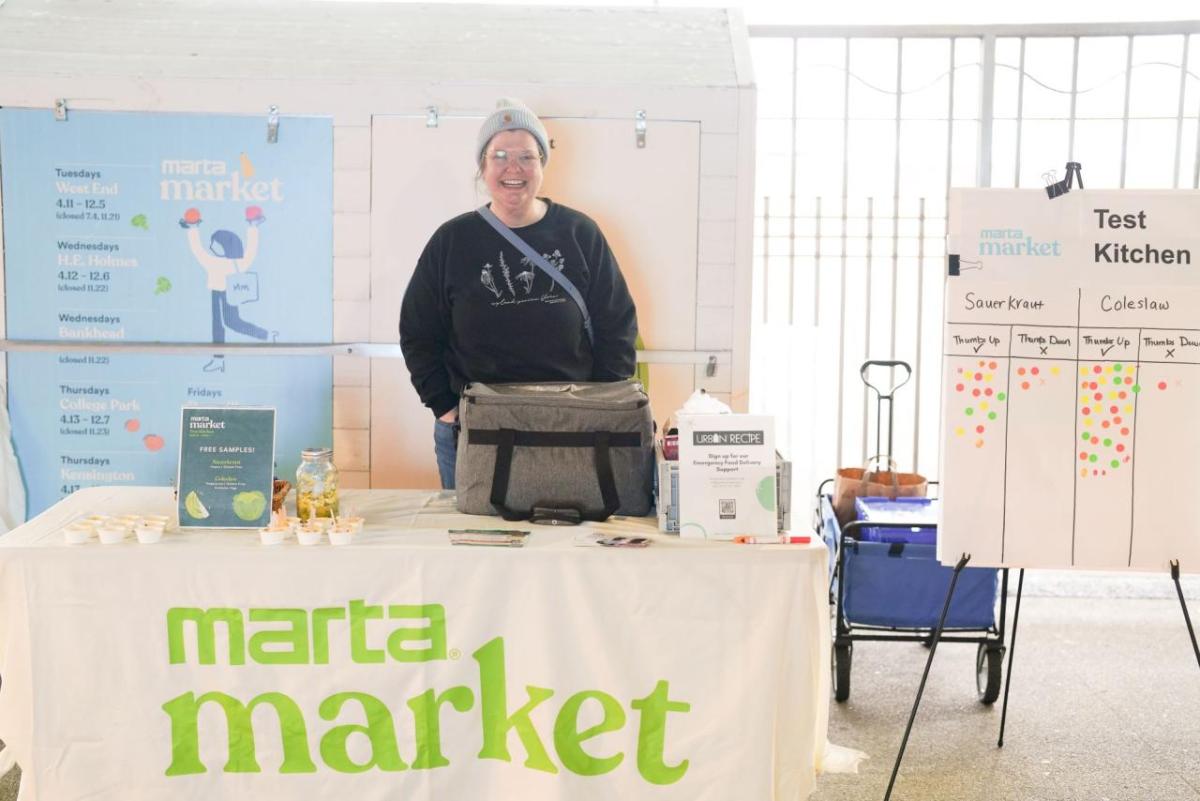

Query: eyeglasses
485;149;542;169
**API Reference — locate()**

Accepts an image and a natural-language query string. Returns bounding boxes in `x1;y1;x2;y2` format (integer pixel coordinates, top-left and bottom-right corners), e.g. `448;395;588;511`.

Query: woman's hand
438;409;458;423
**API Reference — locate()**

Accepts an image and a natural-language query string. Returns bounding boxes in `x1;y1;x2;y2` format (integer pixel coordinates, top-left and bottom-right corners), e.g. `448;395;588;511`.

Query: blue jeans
434;419;458;489
211;290;268;343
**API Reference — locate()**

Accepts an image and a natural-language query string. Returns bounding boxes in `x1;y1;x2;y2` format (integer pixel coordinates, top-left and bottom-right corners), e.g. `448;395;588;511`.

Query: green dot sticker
965;407;974;416
1110;459;1120;468
1114;363;1122;372
988;412;997;420
1081;432;1091;442
1089;454;1098;463
1103;438;1112;447
1132;384;1141;393
996;392;1007;401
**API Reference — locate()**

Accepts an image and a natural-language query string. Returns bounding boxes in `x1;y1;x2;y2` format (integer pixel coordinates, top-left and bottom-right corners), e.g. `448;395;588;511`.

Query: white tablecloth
0;486;831;801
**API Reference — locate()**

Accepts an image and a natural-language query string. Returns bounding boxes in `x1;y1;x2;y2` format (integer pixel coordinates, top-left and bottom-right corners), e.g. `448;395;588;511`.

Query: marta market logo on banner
159;152;284;203
977;227;1062;257
161;601;691;784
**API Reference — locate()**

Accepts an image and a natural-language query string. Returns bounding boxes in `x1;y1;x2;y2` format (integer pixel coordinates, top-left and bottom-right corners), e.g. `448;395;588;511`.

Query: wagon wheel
833;642;853;703
976;643;1004;705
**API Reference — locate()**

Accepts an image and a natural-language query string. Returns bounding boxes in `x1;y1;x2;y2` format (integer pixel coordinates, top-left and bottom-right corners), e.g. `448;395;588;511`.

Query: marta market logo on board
161;601;692;785
159;153;283;203
977;227;1062;257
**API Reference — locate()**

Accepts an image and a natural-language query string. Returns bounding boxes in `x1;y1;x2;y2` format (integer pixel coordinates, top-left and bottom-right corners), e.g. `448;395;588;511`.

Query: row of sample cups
63;513;170;545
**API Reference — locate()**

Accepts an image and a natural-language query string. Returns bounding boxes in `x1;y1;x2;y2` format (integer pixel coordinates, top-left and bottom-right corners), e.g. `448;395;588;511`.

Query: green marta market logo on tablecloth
162;601;692;784
176;406;275;528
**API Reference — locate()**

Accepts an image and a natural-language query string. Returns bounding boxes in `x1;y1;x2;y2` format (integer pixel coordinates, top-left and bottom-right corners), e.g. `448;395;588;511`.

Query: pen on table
732;535;812;545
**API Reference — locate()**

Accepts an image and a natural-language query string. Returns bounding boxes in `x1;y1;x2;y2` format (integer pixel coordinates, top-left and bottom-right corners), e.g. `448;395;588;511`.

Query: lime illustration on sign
0;108;333;345
177;407;276;529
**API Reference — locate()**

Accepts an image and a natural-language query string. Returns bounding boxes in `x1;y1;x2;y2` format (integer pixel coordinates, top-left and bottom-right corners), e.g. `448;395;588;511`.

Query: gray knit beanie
476;98;549;166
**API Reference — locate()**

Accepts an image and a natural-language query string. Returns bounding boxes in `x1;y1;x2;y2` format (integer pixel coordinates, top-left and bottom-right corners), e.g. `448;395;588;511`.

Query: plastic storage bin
854;496;938;545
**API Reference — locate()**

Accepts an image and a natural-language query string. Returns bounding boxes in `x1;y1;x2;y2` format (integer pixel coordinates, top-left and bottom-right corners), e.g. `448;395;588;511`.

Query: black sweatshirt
399;200;639;417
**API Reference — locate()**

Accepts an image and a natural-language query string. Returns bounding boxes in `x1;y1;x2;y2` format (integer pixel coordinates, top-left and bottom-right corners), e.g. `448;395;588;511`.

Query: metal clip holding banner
426;106;439;128
54;99;68;121
266;105;279;144
635;110;647;148
1044;161;1083;199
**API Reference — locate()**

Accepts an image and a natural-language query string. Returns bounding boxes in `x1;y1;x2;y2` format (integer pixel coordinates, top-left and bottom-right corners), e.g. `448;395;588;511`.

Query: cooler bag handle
477;429;634;522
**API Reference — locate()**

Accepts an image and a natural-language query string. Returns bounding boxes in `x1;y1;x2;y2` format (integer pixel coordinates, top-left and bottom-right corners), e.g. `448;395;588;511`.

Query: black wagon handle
860;360;912;399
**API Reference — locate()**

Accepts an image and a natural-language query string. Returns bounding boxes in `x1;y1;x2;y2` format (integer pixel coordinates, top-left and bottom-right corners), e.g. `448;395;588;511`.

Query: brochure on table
677;414;776;540
177;406;275;528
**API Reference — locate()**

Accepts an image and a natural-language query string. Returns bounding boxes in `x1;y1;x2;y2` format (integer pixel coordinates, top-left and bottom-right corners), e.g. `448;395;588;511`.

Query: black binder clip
1044;161;1083;199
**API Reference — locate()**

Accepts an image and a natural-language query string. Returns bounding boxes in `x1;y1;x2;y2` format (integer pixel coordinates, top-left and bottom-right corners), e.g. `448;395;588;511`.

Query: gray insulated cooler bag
455;381;655;522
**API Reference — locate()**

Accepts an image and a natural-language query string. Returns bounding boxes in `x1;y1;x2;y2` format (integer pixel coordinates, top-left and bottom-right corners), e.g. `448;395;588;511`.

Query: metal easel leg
1170;560;1200;670
997;567;1025;747
882;553;971;801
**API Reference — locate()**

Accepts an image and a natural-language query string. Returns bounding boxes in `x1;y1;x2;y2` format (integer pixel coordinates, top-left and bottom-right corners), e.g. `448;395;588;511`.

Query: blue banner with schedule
0;109;335;520
0;108;333;344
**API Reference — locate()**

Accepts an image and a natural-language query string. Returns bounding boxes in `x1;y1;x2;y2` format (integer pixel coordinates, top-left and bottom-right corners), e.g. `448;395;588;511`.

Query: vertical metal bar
863;196;874;463
946;38;957;200
788;37;799;326
814;196;822;326
978;34;996;187
1119;35;1133;188
762;196;770;325
1173;34;1190;189
1014;37;1026;187
913;196;926;469
890;39;903;369
1068;37;1080;162
837;38;851;467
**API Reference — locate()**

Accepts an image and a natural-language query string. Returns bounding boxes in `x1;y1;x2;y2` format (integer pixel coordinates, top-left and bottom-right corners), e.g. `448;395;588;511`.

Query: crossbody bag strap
476;204;595;345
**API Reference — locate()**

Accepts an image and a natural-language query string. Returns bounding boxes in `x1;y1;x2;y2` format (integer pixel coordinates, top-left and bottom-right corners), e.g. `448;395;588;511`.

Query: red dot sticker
1017;367;1026;376
1093;365;1102;374
1031;367;1040;375
988;361;998;370
1114;416;1122;424
1125;376;1133;384
956;383;964;392
1158;381;1167;390
976;425;985;433
973;388;981;397
985;388;993;396
1101;420;1110;428
1094;393;1103;401
975;373;983;380
1021;381;1031;390
1120;427;1130;436
1091;436;1099;444
1116;444;1125;452
1109;406;1119;414
1082;407;1091;415
1079;451;1088;460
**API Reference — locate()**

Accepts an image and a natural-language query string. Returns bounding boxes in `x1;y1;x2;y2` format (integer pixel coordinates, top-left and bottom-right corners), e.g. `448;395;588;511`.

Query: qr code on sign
719;499;736;519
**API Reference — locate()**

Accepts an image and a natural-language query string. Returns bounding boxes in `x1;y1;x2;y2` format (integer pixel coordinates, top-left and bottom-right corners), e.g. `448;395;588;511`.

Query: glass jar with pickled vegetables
295;447;340;520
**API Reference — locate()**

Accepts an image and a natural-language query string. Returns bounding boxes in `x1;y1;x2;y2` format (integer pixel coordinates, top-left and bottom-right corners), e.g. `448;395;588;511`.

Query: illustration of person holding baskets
179;205;271;344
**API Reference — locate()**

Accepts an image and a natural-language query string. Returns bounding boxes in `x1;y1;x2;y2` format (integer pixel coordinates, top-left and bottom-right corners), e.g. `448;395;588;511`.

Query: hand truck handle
860;360;912;399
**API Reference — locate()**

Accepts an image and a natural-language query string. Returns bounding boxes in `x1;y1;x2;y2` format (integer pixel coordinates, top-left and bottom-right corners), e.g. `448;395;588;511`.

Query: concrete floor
815;594;1200;801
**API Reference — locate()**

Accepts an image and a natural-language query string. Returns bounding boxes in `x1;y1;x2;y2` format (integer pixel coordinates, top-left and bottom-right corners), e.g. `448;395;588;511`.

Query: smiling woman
398;98;640;490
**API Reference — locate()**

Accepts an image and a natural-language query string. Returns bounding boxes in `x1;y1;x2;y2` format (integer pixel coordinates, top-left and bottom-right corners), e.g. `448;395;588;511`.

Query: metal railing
748;22;1200;496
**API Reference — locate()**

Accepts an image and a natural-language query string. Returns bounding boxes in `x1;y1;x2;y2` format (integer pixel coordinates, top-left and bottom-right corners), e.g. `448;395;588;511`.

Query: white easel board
939;189;1200;573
